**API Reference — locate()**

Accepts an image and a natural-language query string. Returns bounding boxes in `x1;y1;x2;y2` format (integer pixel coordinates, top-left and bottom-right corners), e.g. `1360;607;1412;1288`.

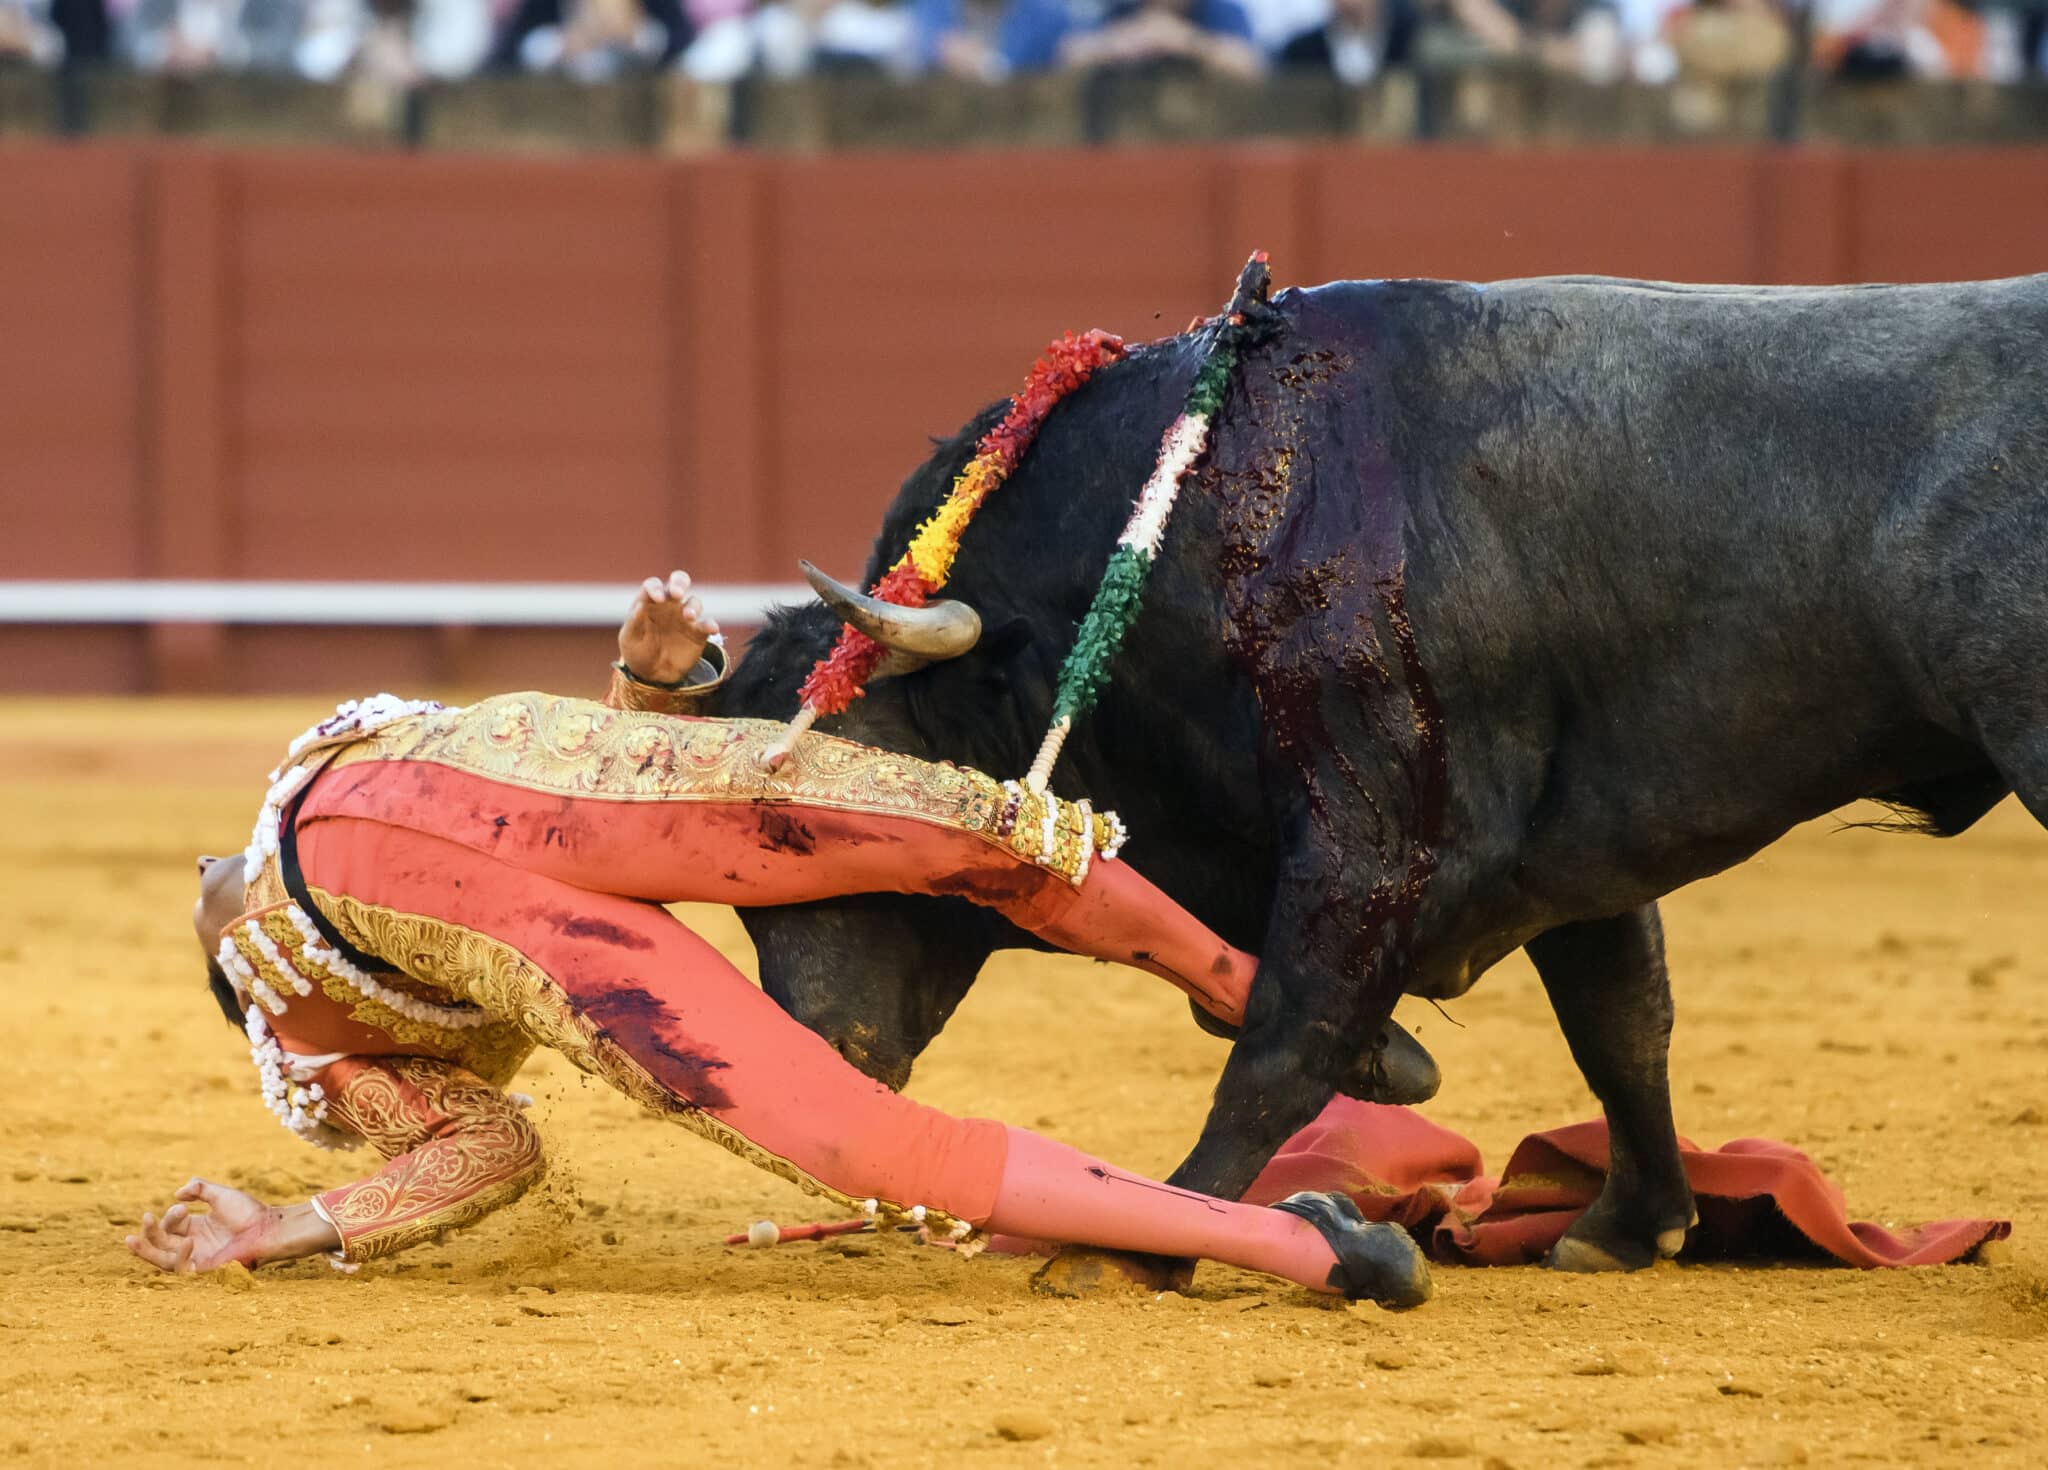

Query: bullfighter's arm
122;1055;544;1273
309;1055;546;1262
605;569;729;715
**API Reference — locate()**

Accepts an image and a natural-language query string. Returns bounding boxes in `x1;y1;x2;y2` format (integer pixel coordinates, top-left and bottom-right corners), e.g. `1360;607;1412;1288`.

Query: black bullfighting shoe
1272;1191;1434;1309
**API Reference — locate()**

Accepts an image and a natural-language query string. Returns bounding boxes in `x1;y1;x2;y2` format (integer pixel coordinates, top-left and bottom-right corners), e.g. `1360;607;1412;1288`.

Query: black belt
276;765;390;975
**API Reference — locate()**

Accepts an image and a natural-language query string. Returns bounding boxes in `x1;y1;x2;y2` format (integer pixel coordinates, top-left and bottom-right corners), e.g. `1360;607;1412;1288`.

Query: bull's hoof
1031;1247;1196;1298
1272;1191;1433;1309
1546;1232;1655;1273
1335;1021;1442;1107
1545;1206;1696;1273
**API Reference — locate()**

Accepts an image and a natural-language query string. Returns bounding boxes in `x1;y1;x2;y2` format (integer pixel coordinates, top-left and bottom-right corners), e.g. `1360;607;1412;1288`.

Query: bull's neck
1032;527;1275;952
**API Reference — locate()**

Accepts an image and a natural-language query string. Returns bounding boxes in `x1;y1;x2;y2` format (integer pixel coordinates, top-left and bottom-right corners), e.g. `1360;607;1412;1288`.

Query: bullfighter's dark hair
204;955;243;1028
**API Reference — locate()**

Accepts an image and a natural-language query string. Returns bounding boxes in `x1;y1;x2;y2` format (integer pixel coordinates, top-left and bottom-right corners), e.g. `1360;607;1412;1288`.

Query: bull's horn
800;561;981;660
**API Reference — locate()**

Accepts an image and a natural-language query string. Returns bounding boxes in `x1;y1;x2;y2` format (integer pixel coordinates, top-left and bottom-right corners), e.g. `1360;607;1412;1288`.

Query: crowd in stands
2;0;2043;87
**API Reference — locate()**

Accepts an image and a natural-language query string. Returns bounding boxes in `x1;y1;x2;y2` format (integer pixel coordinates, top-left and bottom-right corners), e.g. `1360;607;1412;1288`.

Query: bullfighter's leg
300;761;1258;1028
1034;844;1417;1297
293;816;1431;1306
1526;904;1696;1273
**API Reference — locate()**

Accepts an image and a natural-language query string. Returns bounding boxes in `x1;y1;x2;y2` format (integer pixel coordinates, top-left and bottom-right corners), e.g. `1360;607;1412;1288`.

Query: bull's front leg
1032;845;1411;1298
1164;852;1394;1204
1035;844;1432;1302
1527;904;1696;1271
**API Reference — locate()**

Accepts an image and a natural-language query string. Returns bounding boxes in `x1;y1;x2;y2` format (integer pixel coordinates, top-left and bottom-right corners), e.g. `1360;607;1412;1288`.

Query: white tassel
1023;717;1071;795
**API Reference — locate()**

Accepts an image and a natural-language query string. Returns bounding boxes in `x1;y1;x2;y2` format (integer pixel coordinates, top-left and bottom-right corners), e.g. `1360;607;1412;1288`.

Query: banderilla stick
723;1218;871;1247
725;1219;947;1247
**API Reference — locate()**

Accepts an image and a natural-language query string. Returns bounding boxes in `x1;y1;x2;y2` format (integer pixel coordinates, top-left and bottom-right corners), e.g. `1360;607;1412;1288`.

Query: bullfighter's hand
618;569;720;686
123;1178;340;1273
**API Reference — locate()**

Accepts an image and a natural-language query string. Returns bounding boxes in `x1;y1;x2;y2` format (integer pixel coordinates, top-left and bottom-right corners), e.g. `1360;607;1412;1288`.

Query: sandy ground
1;696;2045;1470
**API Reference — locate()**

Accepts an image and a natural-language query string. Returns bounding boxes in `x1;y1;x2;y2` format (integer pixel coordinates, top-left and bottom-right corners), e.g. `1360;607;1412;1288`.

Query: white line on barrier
0;581;815;627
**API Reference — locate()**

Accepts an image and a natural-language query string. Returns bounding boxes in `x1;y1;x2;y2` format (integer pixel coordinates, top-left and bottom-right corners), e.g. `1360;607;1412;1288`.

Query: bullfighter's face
194;854;250;1023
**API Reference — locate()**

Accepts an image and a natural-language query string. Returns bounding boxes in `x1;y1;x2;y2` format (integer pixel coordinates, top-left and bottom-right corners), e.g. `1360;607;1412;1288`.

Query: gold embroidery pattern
318;1057;544;1261
324;692;1112;885
229;891;533;1084
314;885;591;1064
246;852;290;911
312;888;977;1242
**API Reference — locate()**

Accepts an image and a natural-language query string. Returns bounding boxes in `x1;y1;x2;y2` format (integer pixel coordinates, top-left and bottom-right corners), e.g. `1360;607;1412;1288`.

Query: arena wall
3;140;2046;694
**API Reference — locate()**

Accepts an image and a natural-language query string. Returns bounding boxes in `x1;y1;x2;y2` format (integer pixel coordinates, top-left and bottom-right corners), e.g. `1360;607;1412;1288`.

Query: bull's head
715;335;1273;1093
734;563;1049;1085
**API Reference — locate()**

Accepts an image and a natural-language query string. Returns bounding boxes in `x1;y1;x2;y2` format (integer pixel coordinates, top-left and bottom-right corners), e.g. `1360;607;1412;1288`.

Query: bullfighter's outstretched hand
618;569;719;686
125;1177;339;1273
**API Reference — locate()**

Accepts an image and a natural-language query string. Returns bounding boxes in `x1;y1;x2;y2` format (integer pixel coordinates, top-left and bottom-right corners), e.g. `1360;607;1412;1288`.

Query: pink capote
1240;1098;2009;1268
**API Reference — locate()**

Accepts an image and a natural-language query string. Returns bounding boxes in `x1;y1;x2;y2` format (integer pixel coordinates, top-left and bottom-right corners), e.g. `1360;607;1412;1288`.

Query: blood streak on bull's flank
1208;288;1448;999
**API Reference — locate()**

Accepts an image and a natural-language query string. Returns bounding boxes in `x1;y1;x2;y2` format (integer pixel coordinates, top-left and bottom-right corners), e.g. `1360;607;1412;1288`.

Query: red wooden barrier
2;140;2044;694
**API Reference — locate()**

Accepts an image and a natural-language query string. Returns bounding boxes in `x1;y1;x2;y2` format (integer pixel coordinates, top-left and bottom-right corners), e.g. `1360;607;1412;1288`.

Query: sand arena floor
1;696;2045;1469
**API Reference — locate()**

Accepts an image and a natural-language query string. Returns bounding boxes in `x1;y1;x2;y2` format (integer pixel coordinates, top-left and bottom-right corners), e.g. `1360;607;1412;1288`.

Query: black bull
710;273;2048;1273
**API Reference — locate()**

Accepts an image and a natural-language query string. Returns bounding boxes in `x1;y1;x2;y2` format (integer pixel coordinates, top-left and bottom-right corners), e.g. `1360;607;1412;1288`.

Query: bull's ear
903;612;1047;763
978;617;1034;667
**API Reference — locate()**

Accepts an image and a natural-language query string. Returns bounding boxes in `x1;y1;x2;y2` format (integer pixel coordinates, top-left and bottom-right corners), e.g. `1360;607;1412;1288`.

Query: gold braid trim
323;691;1112;886
312;885;591;1059
316;1057;544;1262
234;895;533;1084
229;924;300;999
310;887;974;1241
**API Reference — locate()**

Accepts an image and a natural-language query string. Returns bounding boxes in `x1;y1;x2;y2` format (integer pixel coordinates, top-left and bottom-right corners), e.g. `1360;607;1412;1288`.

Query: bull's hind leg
1528;905;1696;1272
1974;687;2048;832
1983;737;2048;842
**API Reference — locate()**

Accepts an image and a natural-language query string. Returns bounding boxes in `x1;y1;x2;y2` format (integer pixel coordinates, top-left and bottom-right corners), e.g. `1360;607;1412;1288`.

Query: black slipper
1272;1191;1434;1309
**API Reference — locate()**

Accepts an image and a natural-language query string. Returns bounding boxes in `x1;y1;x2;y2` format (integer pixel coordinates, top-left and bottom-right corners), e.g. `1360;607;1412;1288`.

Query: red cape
1242;1098;2008;1267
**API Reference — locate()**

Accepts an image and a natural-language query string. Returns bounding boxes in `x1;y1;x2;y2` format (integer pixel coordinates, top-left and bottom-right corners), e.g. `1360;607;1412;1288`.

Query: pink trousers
295;759;1344;1290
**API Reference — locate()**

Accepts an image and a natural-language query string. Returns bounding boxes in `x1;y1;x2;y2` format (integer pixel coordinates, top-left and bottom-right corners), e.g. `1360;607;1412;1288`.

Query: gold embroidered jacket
274;649;727;1261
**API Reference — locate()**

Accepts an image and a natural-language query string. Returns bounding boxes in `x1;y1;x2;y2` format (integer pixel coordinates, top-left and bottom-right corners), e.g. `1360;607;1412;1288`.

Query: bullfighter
124;571;1434;1307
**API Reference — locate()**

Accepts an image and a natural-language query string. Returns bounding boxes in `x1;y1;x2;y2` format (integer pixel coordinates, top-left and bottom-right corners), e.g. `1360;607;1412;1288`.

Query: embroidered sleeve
603;640;728;715
309;1056;544;1263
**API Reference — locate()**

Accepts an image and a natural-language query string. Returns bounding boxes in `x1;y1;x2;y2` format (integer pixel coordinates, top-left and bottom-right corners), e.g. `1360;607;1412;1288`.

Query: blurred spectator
1;0;64;60
1240;0;1327;49
1274;0;1415;81
910;0;1070;77
120;0;308;70
291;0;491;81
1812;0;1986;76
1061;0;1266;76
682;0;917;80
53;0;114;60
1662;0;1791;79
1431;0;1627;80
1611;0;1684;78
408;0;490;75
294;0;371;78
486;0;691;75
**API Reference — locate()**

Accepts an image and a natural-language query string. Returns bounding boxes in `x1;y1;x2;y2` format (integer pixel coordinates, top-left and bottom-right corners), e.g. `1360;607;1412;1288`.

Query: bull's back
1282;273;2046;910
